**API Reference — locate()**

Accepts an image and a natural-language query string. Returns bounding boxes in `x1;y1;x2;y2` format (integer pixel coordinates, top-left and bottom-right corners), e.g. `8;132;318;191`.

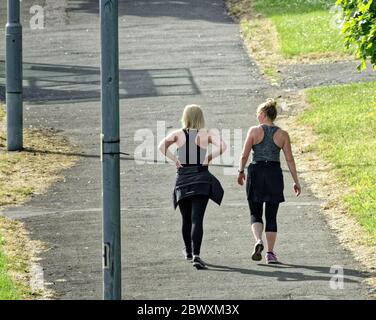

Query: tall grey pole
6;0;23;151
100;0;121;300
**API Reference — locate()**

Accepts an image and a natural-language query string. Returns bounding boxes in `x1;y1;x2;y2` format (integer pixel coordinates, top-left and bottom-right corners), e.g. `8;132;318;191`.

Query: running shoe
265;251;279;264
251;240;264;261
192;256;207;270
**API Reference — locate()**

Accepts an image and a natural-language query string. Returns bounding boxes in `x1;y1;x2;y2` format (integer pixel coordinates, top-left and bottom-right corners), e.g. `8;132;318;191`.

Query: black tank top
252;125;281;162
177;129;207;166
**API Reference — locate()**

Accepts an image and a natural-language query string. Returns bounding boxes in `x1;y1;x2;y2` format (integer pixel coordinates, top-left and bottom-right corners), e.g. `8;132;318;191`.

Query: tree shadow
204;262;370;284
1;0;338;26
0;0;234;28
0;60;200;104
11;148;235;169
65;0;233;23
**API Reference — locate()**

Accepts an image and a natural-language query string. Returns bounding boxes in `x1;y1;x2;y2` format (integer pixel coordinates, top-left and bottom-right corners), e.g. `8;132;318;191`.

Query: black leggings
178;195;209;256
248;201;279;232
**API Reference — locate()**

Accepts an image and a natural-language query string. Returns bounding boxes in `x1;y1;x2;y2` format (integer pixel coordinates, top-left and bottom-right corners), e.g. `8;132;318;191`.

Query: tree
336;0;376;70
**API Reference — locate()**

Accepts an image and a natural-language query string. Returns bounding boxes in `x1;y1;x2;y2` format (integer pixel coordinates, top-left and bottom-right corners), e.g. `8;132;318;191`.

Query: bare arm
158;131;182;167
238;127;254;172
282;132;301;196
204;131;227;164
237;127;254;185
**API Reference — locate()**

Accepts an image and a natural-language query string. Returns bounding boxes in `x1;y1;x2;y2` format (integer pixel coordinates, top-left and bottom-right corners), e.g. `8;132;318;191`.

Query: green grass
0;237;23;300
299;81;376;244
0;106;19;299
0;105;31;300
14;187;34;197
252;0;349;57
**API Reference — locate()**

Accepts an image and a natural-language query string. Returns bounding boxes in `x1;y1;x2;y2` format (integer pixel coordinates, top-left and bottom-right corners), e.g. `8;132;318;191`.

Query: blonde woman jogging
158;104;227;270
237;98;301;264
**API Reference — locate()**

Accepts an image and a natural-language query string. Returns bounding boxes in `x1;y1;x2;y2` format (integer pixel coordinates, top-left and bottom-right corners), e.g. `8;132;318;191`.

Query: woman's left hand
203;155;212;166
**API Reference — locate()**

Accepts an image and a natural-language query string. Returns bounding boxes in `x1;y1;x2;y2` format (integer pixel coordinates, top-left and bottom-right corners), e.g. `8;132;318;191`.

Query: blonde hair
257;98;277;121
181;104;205;129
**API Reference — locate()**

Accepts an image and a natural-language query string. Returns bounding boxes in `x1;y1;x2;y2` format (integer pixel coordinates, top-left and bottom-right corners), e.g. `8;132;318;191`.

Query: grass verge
225;0;353;84
251;0;348;58
0;237;22;299
0;216;45;299
300;82;376;244
0;104;79;299
276;83;376;297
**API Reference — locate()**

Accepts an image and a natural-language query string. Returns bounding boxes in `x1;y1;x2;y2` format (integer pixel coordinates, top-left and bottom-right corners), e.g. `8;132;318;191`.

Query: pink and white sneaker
265;251;279;264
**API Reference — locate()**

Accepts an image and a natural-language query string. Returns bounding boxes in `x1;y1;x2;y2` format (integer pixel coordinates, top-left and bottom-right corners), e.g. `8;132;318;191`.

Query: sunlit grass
300;82;376;244
252;0;349;57
0;237;22;300
0;104;78;299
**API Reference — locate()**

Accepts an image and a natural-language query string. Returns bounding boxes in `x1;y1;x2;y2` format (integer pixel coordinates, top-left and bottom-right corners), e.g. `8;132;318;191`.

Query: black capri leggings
178;195;209;256
248;201;279;232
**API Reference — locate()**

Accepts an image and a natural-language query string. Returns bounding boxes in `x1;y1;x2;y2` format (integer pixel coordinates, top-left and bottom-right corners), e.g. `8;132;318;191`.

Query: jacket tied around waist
173;166;224;209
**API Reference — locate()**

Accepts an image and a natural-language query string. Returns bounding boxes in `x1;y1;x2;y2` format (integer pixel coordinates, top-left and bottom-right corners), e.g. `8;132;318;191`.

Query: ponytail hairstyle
256;98;277;121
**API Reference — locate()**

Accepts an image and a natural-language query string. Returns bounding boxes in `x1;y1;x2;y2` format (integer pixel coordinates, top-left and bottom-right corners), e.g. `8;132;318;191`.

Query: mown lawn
0;238;23;300
0;105;23;299
0;103;79;299
299;82;376;244
252;0;349;57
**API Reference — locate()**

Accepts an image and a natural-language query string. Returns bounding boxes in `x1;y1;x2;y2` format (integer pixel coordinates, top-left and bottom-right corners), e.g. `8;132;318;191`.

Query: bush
337;0;376;70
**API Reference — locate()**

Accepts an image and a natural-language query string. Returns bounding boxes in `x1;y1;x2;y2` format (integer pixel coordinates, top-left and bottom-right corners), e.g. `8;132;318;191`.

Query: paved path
0;0;373;299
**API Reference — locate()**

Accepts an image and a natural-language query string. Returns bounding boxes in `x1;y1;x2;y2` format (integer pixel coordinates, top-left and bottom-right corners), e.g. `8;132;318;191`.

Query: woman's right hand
293;182;301;196
175;159;183;168
237;172;246;186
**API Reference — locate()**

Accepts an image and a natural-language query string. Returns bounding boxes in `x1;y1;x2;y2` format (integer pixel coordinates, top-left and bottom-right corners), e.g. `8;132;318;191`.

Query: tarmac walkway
0;0;373;299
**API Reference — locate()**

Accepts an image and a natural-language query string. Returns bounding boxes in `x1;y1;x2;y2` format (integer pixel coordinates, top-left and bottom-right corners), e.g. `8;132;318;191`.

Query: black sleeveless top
177;129;207;166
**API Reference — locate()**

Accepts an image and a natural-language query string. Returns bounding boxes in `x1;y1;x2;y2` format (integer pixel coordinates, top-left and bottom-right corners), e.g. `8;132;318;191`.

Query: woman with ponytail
237;98;301;264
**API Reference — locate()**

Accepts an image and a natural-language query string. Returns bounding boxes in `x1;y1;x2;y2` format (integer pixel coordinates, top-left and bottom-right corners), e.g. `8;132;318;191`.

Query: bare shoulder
206;128;218;143
207;128;218;136
166;129;183;141
249;125;261;134
275;127;290;148
248;125;263;138
276;127;289;138
207;128;220;139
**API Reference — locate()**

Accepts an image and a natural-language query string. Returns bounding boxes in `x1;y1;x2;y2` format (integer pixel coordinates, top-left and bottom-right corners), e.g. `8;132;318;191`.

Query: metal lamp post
100;0;122;300
6;0;23;151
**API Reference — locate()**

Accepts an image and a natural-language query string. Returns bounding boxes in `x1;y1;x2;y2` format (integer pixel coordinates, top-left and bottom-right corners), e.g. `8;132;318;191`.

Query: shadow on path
65;0;232;23
0;61;200;104
205;262;369;283
16;148;235;168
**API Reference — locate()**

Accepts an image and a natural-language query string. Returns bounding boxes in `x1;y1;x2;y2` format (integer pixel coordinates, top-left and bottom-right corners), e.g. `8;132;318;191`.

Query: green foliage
337;0;376;69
